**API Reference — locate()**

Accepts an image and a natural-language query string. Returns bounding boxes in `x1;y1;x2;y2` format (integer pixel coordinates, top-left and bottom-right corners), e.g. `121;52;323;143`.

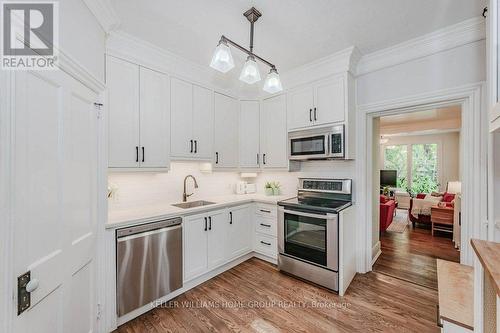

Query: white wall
357;40;486;106
108;162;241;210
60;0;106;81
379;132;461;192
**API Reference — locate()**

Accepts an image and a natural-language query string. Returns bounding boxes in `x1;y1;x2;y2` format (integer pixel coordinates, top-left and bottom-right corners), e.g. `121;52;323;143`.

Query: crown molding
357;16;486;76
83;0;121;33
281;46;362;89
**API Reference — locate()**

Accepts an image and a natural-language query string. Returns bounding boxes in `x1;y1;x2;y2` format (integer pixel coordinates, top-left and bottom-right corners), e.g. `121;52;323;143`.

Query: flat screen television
380;170;397;187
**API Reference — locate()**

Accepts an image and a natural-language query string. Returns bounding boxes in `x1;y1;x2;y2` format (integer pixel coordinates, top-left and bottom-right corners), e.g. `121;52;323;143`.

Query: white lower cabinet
227;205;252;259
183;205;254;282
253;203;278;259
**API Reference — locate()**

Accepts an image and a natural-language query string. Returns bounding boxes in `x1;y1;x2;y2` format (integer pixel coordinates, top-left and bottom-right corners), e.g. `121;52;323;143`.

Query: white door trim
356;82;487;273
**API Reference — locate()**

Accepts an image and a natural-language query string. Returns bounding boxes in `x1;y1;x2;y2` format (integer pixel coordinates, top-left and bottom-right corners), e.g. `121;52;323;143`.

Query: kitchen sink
172;200;216;209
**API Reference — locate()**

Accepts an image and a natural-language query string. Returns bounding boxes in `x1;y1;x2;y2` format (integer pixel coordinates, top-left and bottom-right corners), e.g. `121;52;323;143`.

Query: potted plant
264;182;274;196
272;181;281;195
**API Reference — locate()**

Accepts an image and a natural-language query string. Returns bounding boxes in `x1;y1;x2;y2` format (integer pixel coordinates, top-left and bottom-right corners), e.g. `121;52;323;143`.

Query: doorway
372;106;462;289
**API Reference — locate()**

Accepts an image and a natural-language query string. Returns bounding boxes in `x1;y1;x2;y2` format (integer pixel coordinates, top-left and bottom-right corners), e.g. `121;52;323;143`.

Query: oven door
278;206;338;271
289;134;328;160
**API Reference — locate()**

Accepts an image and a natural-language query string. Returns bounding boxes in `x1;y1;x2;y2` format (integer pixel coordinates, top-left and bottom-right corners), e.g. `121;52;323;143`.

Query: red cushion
443;192;455;202
416;193;426;199
380;195;389;204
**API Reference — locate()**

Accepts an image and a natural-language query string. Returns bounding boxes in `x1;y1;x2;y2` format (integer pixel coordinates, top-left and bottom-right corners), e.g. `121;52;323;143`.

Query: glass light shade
210;42;234;73
263;69;283;93
239;56;261;84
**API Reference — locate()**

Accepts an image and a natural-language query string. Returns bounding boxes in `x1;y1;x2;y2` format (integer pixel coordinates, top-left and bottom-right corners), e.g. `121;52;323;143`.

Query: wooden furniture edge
470;239;500;296
436;259;474;330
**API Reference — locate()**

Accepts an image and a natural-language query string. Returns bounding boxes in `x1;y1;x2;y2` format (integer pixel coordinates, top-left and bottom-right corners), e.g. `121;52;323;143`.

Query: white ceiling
110;0;485;74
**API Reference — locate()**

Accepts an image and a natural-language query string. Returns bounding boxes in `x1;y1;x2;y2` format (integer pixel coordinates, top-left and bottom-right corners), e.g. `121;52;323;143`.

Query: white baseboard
371;241;381;267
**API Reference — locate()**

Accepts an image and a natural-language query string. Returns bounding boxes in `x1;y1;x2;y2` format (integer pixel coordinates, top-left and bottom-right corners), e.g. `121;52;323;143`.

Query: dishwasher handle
117;224;181;242
117;217;182;238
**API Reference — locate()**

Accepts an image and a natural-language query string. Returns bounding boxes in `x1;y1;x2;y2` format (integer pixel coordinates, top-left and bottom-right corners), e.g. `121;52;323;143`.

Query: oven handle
282;208;336;220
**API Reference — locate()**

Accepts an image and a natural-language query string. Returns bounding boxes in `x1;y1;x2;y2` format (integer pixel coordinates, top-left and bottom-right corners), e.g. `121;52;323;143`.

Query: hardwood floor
116;258;440;333
373;209;460;290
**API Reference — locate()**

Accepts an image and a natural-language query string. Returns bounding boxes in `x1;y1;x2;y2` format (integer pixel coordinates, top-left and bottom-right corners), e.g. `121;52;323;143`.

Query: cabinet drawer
254;233;277;258
255;203;277;217
255;215;277;237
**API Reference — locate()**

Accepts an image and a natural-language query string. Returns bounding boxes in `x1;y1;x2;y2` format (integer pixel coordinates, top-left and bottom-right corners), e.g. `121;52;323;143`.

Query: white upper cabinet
171;78;214;160
170;77;193;158
107;56;140;168
314;76;345;125
192;85;214;159
239;101;261;168
287;86;314;129
139;67;171;168
287;75;346;130
107;56;170;169
214;93;239;168
261;94;288;168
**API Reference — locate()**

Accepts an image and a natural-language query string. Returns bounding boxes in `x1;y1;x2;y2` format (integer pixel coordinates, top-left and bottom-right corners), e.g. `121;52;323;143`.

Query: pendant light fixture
210;7;283;93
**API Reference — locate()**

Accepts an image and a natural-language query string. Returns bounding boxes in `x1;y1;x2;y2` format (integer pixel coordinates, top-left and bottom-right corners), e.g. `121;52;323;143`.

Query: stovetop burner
277;178;353;214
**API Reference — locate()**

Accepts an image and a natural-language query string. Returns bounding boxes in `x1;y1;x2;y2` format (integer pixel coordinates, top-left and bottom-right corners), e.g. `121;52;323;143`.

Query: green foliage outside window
384;143;439;195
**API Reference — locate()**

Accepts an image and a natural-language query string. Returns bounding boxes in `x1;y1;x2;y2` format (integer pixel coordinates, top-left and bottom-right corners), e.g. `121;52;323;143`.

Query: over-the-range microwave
288;125;345;160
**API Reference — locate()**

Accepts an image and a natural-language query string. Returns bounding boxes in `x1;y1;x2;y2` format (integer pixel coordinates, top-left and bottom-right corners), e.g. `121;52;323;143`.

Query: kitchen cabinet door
207;210;228;268
139;67;170;168
227;205;252;259
213;93;239;168
107;56;140;167
170;77;193;158
261;94;288;168
314;76;345;126
239;101;260;168
192;85;214;159
287;86;314;130
183;214;208;282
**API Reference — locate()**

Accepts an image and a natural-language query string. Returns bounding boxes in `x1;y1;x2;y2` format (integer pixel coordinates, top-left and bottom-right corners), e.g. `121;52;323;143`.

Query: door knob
26;279;39;293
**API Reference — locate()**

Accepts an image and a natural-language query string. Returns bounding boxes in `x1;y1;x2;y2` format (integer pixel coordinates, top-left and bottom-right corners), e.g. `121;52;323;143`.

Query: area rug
386;210;409;233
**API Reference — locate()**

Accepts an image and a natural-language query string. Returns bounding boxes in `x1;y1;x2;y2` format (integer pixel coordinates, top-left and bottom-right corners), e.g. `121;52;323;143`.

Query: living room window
383;143;439;194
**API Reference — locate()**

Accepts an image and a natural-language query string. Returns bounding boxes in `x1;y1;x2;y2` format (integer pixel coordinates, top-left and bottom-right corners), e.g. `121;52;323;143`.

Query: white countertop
107;193;294;229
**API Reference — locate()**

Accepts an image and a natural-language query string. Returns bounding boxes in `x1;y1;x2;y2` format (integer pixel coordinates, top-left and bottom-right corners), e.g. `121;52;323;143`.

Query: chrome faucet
183;175;199;202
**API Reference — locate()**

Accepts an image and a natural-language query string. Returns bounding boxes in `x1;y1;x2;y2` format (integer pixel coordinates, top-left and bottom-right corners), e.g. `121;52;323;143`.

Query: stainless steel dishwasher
116;217;182;317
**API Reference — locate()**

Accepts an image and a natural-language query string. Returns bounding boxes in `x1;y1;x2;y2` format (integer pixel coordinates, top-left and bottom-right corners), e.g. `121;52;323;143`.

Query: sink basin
172;200;216;209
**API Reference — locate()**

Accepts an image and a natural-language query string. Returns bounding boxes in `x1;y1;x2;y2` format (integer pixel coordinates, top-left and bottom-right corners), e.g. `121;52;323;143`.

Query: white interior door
170;77;193;158
192;84;214;159
106;56;140;167
239;101;260;168
139;67;170;168
12;69;99;333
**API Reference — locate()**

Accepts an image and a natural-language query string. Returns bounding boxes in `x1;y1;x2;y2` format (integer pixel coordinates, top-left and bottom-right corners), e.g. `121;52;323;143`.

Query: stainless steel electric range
277;178;352;291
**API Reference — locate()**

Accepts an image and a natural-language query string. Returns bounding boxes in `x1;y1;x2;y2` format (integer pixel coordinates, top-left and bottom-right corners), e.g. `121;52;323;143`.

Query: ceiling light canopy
210;7;283;93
